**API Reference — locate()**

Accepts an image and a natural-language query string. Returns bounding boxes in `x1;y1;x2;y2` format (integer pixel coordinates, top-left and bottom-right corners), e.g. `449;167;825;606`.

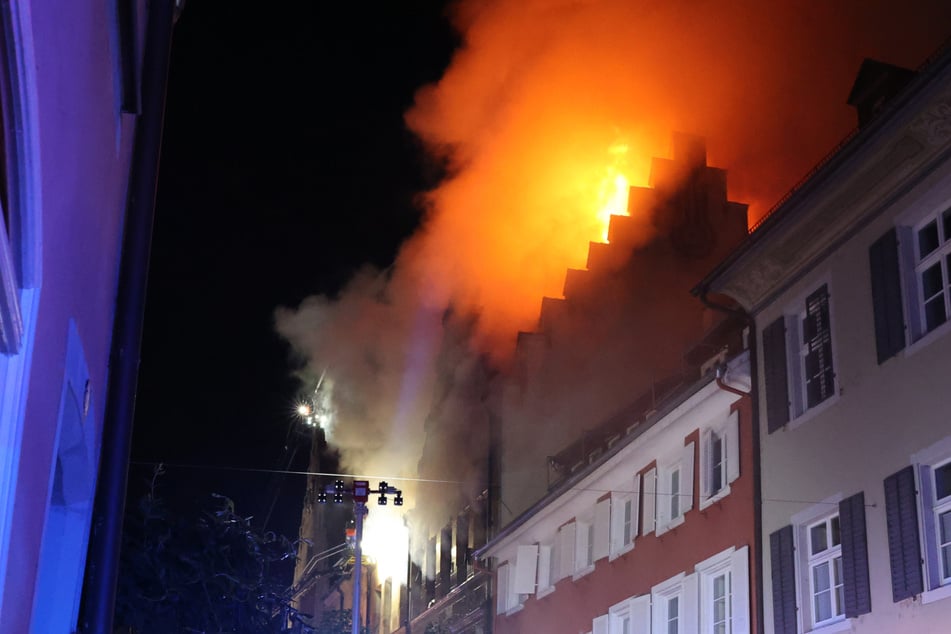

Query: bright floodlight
296;403;312;417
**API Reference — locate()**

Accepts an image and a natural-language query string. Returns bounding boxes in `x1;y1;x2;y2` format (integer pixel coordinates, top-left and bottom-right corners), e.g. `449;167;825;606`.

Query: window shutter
726;409;740;484
630;595;651;634
839;492;872;617
869;228;906;363
592;614;609;634
594;498;610;561
700;429;713;499
769;525;797;634
732;545;751;634
919;465;941;590
682;572;699;633
884;466;924;600
537;545;552;591
610;494;623;555
514;544;538;594
642;468;656;535
559;523;577;579
631;473;641;540
496;562;510;614
762;317;790;432
656;467;670;535
682;442;695;513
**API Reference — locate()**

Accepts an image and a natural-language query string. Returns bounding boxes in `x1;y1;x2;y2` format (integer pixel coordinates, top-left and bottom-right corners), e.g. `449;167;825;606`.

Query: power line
130;460;464;485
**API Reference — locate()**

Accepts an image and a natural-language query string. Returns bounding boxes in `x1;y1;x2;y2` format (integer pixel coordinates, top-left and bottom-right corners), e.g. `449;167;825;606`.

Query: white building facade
698;49;951;634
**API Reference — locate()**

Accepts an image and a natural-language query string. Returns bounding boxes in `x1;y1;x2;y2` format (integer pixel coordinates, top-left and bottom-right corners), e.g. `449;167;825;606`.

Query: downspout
699;290;764;634
79;1;177;632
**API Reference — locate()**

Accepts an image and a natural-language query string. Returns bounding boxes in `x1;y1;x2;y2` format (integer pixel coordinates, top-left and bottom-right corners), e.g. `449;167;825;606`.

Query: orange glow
400;0;951;359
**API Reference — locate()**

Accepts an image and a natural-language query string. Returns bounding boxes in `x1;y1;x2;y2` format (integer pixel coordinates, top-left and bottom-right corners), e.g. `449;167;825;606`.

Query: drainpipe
79;1;176;632
699;290;764;634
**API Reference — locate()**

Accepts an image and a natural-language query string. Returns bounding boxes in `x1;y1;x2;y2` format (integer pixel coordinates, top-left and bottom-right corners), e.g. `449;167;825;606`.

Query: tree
115;467;299;633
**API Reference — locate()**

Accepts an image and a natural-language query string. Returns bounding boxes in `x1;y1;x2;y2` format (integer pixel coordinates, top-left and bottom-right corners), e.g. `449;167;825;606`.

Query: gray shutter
869;228;906;363
762;317;789;433
770;525;797;634
884;466;924;601
839;492;871;617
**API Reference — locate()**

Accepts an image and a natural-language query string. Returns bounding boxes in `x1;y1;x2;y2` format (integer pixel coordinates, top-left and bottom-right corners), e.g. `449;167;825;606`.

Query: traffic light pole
352;501;367;634
315;479;403;634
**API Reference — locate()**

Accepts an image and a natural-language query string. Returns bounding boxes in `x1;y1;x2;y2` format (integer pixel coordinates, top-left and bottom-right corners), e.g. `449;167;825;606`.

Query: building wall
499;135;749;523
486;364;757;634
707;50;951;634
0;1;143;631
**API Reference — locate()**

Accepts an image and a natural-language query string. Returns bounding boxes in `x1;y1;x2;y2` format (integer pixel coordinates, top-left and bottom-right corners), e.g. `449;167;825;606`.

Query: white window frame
657;442;694;535
791;495;845;632
642;467;657;536
913;435;951;603
574;516;596;579
556;521;576;582
910;206;951;337
609;595;651;634
610;474;640;560
496;561;524;616
536;543;555;598
652;572;697;634
806;514;844;628
696;546;750;634
783;281;838;424
700;411;740;509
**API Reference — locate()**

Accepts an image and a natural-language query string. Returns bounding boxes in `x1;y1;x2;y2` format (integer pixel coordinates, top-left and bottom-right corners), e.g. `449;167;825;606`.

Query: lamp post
316;479;404;634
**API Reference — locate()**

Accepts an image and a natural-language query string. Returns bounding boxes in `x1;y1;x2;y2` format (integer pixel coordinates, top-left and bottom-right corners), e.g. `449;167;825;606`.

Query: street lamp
316;479;405;634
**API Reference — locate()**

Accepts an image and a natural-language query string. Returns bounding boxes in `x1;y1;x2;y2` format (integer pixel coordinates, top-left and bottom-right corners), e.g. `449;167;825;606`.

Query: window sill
787;393;840;431
503;603;524;617
699;484;732;511
536;584;555;599
921;583;951;605
572;564;595;581
905;317;951;360
608;543;634;562
806;617;851;634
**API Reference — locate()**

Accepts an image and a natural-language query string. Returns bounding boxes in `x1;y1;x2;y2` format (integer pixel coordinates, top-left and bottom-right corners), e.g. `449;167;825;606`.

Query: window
869;209;951;363
609;595;651;634
657;443;694;535
696;546;750;634
536;543;555;596
762;284;837;432
642;467;657;536
913;208;951;333
700;411;740;508
651;572;696;634
887;436;951;603
556;522;576;581
610;475;640;559
807;515;844;626
770;493;870;634
933;461;951;583
496;562;523;615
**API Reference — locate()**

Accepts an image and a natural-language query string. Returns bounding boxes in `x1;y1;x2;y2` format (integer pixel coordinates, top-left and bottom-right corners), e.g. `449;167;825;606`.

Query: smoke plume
277;0;950;562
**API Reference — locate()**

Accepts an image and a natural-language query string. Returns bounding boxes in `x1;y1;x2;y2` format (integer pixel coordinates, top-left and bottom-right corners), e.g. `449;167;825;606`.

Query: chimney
846;58;916;127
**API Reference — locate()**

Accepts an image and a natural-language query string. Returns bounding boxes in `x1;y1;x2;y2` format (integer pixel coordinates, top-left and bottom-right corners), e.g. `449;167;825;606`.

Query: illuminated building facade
697;47;951;634
481;313;757;634
426;137;757;634
0;1;174;632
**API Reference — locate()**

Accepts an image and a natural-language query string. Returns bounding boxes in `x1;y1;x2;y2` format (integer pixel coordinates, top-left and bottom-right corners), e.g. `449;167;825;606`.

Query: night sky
129;1;457;541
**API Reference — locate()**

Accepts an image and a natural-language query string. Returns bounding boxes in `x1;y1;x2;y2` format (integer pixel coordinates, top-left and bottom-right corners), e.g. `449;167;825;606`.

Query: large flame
360;505;410;585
